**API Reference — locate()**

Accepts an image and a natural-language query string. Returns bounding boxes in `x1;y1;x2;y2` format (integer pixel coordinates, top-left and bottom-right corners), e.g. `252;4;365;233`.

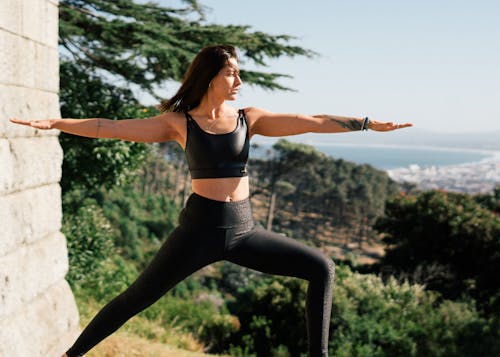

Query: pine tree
59;0;316;100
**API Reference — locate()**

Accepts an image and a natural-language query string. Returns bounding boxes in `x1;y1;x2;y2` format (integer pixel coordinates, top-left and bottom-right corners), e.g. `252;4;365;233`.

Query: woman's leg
65;224;224;357
224;226;335;357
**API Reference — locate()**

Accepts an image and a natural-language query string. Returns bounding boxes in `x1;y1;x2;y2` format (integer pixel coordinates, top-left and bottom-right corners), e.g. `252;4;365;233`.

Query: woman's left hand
368;119;413;132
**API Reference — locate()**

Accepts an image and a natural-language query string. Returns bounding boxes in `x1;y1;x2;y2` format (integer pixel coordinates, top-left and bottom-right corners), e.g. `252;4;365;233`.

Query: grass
84;332;230;357
76;294;231;357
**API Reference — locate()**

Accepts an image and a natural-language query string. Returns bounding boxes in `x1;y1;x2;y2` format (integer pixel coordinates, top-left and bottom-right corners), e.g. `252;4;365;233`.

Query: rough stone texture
0;0;80;356
0;184;63;259
0;279;80;357
0;136;63;195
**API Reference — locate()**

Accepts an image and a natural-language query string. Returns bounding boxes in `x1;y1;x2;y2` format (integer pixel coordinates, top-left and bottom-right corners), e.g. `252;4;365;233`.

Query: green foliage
62;195;116;286
95;182;180;265
59;61;152;194
59;0;315;99
473;185;500;213
123;279;241;351
220;264;497;357
250;139;400;242
331;265;498;357
62;192;140;300
223;274;307;357
374;190;500;313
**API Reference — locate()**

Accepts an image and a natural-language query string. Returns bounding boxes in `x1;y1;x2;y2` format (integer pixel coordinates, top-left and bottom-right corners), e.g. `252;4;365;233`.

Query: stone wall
0;0;80;356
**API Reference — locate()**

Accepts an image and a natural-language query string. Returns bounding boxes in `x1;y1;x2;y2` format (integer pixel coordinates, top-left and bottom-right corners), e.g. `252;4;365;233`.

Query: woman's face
209;57;242;101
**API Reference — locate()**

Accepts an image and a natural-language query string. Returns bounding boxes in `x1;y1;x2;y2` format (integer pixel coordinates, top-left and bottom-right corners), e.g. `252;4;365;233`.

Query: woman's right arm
9;113;179;143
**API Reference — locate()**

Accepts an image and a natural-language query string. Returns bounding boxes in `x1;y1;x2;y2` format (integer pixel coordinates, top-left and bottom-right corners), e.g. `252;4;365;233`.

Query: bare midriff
191;176;250;202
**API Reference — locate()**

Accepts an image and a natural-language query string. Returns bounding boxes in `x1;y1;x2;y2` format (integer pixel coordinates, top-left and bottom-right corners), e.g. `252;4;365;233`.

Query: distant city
387;157;499;194
252;129;500;194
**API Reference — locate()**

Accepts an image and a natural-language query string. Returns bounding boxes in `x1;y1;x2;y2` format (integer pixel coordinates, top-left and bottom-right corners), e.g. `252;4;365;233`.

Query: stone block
0;85;62;138
0;138;15;195
35;43;59;92
46;1;59;49
22;0;46;44
0;183;63;257
0;136;63;195
0;30;19;85
0;279;80;357
0;0;22;34
19;36;36;88
0;85;29;138
0;32;58;91
0;231;69;318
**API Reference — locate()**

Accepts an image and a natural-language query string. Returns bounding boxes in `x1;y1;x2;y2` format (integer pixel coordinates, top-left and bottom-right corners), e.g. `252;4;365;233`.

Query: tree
249;140;400;245
59;61;151;194
473;185;500;213
374;190;500;314
262;139;327;230
59;0;316;99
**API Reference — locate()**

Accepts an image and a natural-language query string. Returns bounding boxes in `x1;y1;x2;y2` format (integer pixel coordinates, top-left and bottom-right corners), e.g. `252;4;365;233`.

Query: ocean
249;141;499;171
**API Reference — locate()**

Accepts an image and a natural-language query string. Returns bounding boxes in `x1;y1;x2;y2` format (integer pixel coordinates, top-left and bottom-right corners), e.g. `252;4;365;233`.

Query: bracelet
361;117;370;131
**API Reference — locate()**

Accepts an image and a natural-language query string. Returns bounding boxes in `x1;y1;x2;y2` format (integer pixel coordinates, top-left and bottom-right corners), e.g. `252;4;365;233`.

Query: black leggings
66;192;335;357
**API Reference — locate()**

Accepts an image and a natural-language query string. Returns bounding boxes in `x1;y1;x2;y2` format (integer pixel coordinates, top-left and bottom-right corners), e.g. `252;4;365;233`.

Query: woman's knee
311;254;336;283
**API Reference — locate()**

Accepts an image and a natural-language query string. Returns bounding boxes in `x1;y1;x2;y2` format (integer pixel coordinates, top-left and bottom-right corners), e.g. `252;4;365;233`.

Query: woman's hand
9;118;56;130
368;119;413;132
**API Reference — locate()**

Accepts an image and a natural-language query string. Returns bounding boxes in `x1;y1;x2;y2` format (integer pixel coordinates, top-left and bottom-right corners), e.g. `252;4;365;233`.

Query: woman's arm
247;107;412;137
9;112;179;143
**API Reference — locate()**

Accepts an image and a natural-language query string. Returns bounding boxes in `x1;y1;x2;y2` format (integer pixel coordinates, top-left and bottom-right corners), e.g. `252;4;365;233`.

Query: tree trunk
266;190;276;231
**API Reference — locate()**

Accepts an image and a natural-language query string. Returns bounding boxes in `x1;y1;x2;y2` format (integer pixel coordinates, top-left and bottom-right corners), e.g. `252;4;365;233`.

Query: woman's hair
157;45;238;113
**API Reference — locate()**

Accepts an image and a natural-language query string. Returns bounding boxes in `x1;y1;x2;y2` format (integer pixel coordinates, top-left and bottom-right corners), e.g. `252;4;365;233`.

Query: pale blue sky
147;0;500;134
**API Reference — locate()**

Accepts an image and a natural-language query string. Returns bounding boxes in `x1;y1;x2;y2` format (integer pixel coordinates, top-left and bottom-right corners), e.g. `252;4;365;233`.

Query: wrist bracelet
361;117;370;131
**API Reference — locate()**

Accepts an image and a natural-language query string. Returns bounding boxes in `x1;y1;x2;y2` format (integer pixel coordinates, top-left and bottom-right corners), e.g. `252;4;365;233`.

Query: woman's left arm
247;107;413;137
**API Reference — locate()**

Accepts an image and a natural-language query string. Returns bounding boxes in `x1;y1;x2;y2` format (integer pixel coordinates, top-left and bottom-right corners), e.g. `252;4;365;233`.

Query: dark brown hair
157;45;238;113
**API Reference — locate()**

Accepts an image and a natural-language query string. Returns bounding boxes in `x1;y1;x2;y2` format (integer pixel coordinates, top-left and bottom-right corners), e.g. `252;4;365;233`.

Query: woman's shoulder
241;106;274;115
153;111;188;134
241;106;272;123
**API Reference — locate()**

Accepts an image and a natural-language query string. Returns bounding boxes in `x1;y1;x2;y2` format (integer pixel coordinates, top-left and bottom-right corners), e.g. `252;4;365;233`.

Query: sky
144;0;500;134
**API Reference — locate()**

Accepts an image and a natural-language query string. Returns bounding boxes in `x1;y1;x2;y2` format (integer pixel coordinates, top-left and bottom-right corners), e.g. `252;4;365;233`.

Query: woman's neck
193;94;229;119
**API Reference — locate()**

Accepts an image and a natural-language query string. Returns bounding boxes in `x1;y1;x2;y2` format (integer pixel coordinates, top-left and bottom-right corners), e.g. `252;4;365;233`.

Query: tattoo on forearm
96;118;101;138
314;115;363;131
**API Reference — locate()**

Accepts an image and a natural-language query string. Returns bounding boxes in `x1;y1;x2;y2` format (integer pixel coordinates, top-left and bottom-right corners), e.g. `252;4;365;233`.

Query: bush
331;265;498;357
62;191;139;300
62;196;117;288
374;190;500;313
219;264;497;357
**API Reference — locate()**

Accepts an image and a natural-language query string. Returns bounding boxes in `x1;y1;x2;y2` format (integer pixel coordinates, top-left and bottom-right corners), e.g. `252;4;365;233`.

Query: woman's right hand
9;118;56;130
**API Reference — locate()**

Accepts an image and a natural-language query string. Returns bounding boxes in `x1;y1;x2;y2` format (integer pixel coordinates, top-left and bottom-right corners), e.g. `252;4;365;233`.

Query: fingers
9;118;54;129
374;121;413;131
9;118;31;126
394;123;413;129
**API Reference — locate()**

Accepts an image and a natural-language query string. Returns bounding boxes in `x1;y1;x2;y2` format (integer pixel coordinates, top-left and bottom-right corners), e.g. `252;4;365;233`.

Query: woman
10;45;412;357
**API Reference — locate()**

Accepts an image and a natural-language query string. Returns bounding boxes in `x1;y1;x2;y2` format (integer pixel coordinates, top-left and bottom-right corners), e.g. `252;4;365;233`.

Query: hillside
250;192;385;265
85;333;230;357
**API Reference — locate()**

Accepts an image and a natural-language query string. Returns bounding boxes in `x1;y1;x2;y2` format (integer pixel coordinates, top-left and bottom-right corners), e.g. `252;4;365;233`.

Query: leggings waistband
180;192;253;227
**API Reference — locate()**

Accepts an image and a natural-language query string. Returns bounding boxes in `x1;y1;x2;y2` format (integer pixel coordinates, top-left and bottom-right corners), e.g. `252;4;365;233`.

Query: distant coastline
300;141;500;158
249;139;499;193
250;140;500;171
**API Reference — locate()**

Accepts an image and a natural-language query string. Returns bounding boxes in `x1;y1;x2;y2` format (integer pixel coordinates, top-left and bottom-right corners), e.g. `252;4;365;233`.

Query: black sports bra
184;109;250;179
